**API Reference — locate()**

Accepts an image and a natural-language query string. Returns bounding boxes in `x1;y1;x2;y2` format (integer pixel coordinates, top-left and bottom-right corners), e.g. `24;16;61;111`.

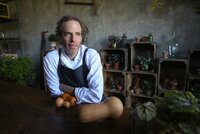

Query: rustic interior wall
1;0;200;76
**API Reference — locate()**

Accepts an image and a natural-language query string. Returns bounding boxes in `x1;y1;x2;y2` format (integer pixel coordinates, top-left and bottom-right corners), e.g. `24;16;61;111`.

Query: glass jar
168;32;179;58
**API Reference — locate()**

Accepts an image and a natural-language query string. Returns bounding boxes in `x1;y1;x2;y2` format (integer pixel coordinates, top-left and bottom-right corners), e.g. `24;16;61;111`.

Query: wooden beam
65;0;96;15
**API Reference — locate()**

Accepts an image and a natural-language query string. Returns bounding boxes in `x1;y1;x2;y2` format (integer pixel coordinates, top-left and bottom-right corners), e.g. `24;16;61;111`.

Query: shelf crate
129;42;156;72
126;71;157;98
0;3;10;18
100;48;128;71
158;59;188;95
103;71;126;95
188;49;200;76
187;78;200;99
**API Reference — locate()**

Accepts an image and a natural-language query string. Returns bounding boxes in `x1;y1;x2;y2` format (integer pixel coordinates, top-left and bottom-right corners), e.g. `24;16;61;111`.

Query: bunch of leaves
155;91;200;134
150;0;164;10
0;56;16;80
0;56;36;84
108;35;120;43
136;101;156;121
48;34;58;42
136;90;200;134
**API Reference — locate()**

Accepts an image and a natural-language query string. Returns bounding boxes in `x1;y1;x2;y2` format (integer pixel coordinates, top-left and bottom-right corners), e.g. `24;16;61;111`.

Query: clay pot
110;43;117;48
116;85;123;92
170;81;178;90
104;63;111;69
134;87;140;95
133;64;140;71
114;62;120;70
134;77;141;95
162;51;168;59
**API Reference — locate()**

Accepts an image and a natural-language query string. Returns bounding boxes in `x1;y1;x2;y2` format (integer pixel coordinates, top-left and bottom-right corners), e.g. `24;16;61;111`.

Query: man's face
61;20;82;54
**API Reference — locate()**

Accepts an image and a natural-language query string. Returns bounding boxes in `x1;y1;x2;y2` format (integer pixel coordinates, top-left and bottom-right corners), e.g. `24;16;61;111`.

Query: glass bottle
149;33;153;42
168;32;179;58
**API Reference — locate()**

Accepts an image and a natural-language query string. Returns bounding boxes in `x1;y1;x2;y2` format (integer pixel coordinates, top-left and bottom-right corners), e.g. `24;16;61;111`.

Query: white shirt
43;45;104;104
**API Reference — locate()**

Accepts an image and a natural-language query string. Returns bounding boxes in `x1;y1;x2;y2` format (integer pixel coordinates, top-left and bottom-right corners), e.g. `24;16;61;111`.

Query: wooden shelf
65;0;96;15
0;17;17;23
0;37;20;41
0;0;14;3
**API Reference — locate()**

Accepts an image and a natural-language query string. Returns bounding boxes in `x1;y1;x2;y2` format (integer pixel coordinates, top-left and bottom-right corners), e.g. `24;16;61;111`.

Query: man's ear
81;34;87;44
59;37;65;45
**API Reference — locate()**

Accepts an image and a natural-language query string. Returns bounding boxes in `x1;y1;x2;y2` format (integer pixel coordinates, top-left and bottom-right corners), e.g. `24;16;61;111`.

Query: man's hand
59;83;75;96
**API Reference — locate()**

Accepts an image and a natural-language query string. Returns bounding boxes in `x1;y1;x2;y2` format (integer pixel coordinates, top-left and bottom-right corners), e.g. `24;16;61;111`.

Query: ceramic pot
170;81;178;90
114;62;120;70
134;87;140;95
104;63;111;69
133;64;140;71
111;43;117;48
134;77;141;95
116;85;123;92
162;51;168;59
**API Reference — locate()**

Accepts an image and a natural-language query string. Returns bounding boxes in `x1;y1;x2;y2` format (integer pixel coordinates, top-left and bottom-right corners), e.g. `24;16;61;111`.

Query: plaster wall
1;0;200;70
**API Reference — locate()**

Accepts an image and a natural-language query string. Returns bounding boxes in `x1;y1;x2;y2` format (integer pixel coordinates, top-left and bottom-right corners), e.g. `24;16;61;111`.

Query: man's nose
70;34;76;42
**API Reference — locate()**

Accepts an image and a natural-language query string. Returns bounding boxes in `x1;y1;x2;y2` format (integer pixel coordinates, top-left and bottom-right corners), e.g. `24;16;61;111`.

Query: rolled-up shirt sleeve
75;49;104;104
43;51;63;97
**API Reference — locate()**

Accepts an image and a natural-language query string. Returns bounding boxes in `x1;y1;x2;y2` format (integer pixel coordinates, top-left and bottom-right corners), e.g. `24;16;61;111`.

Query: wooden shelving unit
65;0;96;15
0;17;17;23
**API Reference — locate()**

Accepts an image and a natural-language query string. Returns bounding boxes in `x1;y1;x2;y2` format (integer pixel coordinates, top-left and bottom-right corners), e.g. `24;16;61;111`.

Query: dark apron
57;48;89;88
57;48;106;101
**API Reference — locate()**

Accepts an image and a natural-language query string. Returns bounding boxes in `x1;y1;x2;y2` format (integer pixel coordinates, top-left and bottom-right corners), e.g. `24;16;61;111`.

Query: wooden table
0;80;135;134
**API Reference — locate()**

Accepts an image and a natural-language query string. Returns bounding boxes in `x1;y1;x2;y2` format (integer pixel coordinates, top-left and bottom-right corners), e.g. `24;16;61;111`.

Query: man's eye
64;32;71;37
76;32;81;36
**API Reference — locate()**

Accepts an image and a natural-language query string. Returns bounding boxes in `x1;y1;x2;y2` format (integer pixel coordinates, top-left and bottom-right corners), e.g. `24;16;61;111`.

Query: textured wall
1;0;200;68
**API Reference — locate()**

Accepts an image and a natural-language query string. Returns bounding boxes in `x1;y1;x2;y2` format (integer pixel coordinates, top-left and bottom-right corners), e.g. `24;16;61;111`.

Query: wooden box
126;71;157;98
188;49;200;76
103;71;126;95
129;42;156;72
187;79;200;99
0;3;10;18
158;59;188;95
100;48;128;71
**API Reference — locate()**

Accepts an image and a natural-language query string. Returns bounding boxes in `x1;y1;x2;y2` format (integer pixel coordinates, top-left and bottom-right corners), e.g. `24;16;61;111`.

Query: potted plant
48;34;58;50
0;56;36;85
135;56;153;71
136;90;200;134
108;35;120;48
112;54;122;70
142;80;154;96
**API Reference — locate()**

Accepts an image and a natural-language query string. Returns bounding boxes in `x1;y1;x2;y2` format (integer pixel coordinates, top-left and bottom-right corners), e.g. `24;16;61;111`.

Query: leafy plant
0;56;36;85
142;79;154;96
108;35;120;44
135;56;153;71
136;101;156;121
136;90;200;134
48;34;58;42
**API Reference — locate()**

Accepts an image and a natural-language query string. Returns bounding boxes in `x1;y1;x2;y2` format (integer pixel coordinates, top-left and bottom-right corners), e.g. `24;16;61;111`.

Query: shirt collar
61;46;83;62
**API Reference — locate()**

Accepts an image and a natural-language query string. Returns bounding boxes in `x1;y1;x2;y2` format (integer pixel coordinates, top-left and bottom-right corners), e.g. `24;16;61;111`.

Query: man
43;15;123;123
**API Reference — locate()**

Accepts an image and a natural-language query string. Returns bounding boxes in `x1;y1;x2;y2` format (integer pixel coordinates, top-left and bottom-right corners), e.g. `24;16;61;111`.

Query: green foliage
157;91;199;114
136;101;156;121
150;0;164;10
0;56;36;85
48;34;58;42
136;90;200;134
108;35;120;43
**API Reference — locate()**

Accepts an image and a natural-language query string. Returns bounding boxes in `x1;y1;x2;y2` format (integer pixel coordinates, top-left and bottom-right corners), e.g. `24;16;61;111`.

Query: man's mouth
69;45;77;49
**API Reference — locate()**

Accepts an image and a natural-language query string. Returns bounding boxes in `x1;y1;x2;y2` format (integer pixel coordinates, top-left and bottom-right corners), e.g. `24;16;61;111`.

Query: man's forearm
59;83;75;96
